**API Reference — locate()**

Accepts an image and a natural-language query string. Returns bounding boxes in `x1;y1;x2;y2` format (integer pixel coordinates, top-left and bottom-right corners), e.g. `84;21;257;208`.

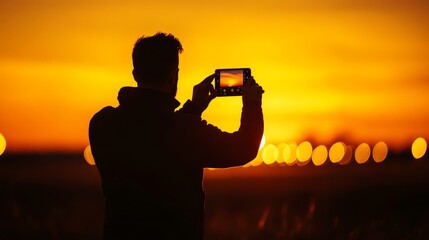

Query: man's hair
132;32;183;84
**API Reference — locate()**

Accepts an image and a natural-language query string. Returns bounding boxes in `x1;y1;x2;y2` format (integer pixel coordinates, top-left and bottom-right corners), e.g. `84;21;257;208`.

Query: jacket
89;87;264;239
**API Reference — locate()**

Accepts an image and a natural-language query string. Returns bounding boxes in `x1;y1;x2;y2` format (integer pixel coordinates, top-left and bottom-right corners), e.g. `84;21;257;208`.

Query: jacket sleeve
195;102;264;168
176;100;203;117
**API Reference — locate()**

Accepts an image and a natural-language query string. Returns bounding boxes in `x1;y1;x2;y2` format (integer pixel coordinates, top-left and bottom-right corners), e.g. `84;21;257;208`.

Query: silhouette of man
89;32;264;239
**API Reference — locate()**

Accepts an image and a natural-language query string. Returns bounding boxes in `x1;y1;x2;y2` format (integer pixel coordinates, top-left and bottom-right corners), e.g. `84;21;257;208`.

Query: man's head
132;32;183;95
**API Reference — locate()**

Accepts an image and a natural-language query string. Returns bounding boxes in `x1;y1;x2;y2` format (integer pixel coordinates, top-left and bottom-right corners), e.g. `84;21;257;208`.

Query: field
0;153;428;240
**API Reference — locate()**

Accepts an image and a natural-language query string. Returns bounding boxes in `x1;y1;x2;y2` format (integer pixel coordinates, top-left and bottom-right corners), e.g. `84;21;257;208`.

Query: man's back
90;88;207;239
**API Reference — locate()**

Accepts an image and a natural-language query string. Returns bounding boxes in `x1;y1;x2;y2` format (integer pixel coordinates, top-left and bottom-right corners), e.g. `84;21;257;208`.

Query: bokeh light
84;145;96;165
339;145;353;165
262;144;279;165
296;157;311;166
0;133;6;156
355;143;371;164
276;143;287;164
312;145;328;166
249;155;263;167
412;137;427;159
297;141;313;163
329;142;347;163
283;143;297;166
372;141;388;163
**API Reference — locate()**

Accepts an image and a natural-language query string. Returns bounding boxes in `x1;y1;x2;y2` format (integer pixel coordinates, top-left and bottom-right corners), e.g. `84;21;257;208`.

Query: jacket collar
117;87;181;112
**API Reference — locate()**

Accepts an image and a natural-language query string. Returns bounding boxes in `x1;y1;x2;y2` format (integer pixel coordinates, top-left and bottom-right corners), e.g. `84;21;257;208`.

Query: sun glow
0;0;428;152
259;135;266;150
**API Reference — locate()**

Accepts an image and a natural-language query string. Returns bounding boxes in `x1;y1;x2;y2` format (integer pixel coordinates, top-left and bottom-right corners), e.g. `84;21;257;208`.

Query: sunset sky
0;0;428;152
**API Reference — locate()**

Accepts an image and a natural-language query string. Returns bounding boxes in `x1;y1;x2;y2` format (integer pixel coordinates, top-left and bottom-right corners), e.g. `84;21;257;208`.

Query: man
89;32;264;239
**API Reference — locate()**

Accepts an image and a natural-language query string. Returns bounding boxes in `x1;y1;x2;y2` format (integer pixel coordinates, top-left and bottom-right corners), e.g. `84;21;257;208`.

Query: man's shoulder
90;106;117;127
95;106;116;115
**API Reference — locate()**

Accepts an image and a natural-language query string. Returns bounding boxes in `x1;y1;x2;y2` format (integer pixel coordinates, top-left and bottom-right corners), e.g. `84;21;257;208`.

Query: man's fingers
245;76;256;88
208;84;217;99
200;74;215;85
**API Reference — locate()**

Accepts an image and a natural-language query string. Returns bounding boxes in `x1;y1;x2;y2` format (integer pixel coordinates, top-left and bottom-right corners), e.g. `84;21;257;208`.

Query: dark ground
0;152;428;240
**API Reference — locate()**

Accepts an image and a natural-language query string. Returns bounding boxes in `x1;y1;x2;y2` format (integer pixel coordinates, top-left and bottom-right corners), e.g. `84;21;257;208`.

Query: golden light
0;0;428;153
276;143;288;164
355;143;371;164
0;133;6;156
412;137;427;159
312;145;328;166
297;141;313;163
246;135;266;167
339;145;353;165
372;141;388;163
329;142;347;163
262;144;279;165
84;145;96;166
259;134;266;150
283;143;297;166
249;155;263;167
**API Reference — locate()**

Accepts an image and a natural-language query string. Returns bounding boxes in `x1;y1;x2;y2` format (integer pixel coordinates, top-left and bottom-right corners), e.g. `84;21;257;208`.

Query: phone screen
220;69;244;87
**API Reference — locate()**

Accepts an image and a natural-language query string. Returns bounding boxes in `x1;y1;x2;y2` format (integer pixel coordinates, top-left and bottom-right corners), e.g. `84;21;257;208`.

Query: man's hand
243;76;264;104
191;74;217;114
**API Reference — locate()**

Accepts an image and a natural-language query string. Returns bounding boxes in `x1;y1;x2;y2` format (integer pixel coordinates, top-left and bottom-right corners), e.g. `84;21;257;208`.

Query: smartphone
214;68;251;96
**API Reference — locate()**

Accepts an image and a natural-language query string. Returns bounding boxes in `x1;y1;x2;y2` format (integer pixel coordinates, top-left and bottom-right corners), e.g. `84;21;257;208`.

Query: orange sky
0;0;428;152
